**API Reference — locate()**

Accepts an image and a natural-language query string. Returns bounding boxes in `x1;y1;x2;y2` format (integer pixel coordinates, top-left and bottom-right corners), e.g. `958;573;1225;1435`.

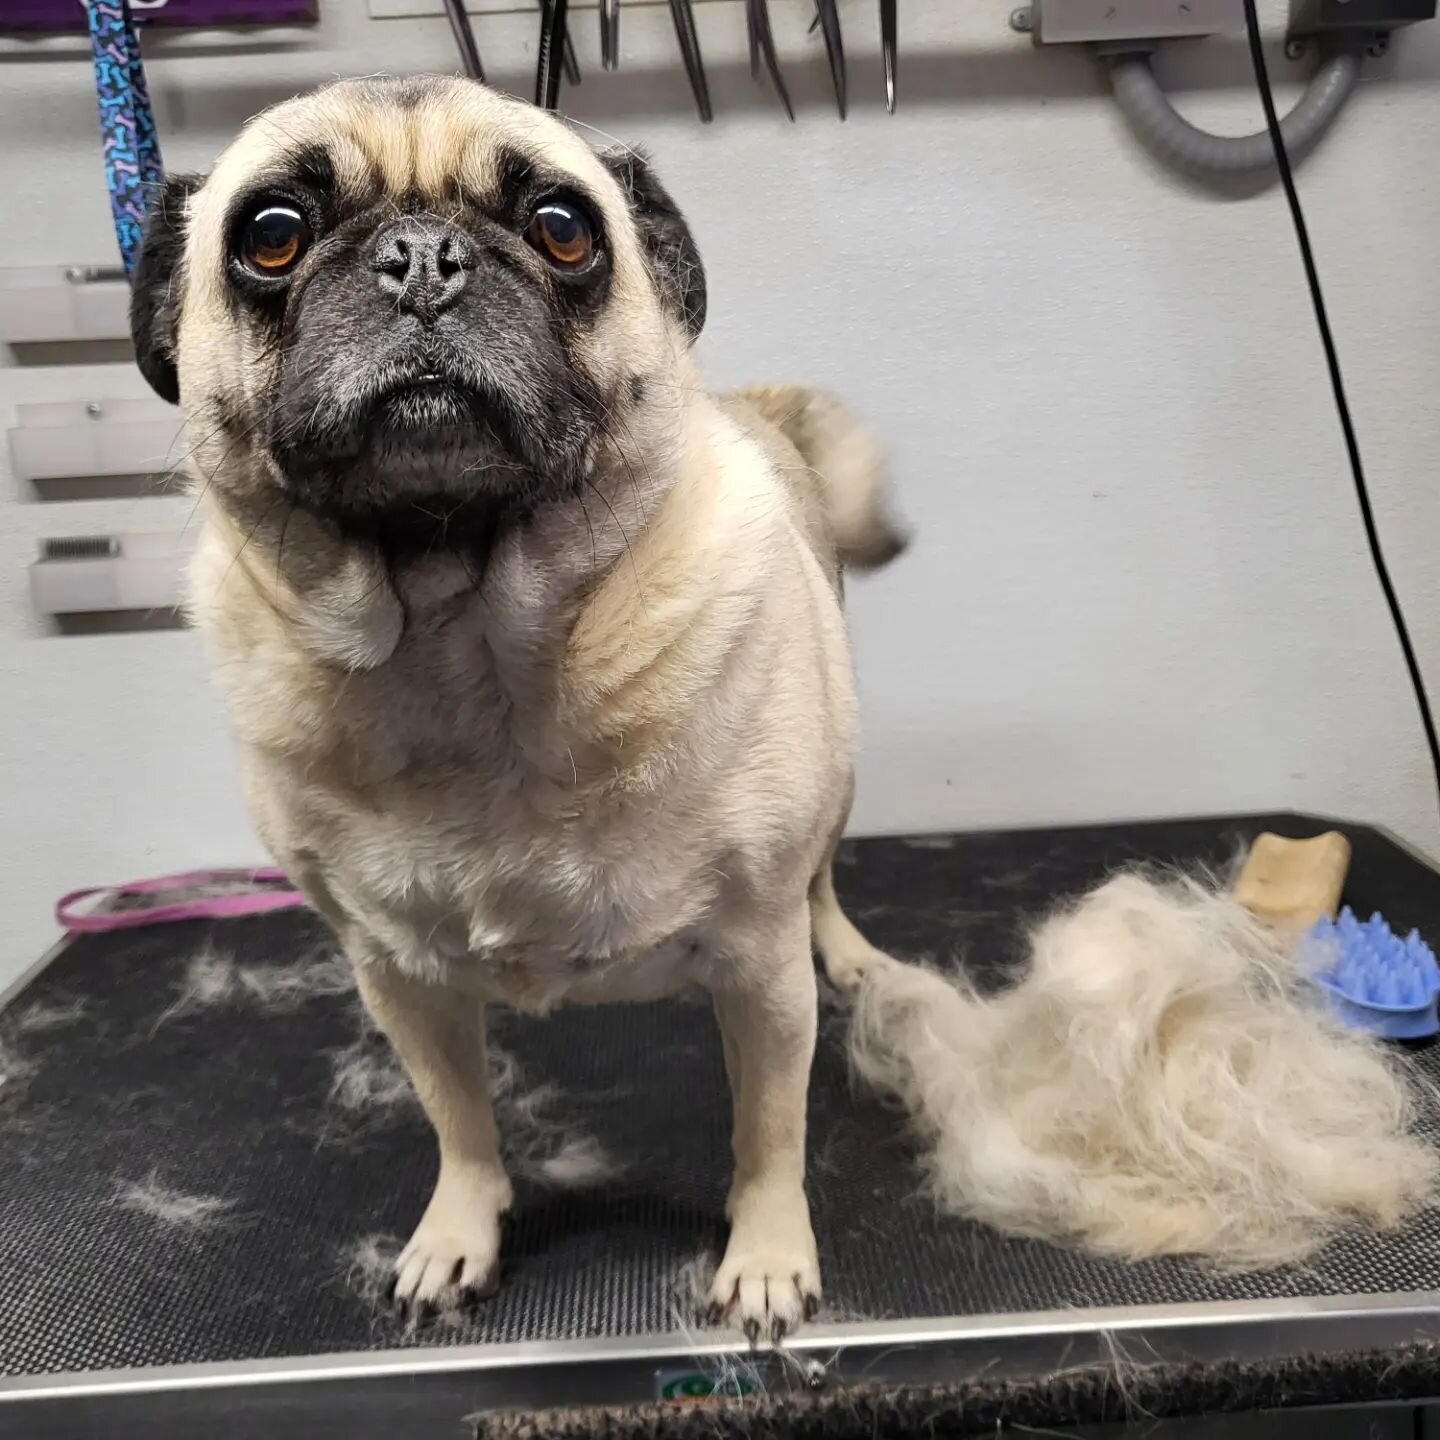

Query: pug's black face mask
128;79;706;555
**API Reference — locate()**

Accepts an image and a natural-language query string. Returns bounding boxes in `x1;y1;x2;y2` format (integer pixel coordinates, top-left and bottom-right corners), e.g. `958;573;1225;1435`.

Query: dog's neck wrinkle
206;495;407;672
204;346;703;679
198;386;778;794
215;405;677;675
369;391;771;789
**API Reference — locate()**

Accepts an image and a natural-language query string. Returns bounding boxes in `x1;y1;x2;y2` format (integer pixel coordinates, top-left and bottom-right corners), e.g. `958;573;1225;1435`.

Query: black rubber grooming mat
3;813;1439;1379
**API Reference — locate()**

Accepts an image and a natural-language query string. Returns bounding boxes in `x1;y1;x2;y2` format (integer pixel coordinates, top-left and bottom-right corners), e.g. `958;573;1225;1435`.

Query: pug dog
130;75;902;1342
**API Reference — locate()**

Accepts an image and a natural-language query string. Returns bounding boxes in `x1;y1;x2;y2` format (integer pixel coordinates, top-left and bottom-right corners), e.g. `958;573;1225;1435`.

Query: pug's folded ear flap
130;173;205;405
600;147;706;341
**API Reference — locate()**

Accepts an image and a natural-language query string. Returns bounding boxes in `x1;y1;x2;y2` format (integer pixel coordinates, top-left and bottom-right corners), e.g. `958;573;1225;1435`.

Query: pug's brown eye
526;202;593;269
240;205;310;277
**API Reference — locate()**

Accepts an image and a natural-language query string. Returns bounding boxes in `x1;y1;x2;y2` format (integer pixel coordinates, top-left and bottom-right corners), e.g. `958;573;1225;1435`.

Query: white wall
3;1;1438;988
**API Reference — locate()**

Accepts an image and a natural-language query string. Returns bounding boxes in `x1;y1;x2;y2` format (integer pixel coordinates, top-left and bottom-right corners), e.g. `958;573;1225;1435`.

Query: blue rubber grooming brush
1305;907;1440;1040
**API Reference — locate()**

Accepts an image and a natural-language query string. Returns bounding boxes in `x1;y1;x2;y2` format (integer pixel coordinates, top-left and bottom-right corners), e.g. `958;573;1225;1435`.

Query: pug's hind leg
809;855;894;993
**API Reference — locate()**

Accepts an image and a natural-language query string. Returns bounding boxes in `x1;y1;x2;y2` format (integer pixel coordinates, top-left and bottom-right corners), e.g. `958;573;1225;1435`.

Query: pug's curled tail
730;383;907;572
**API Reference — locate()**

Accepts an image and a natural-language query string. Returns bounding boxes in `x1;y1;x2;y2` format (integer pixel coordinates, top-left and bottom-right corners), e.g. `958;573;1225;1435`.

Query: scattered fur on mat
532;1134;619;1188
0;999;88;1110
845;870;1437;1266
326;1018;621;1185
339;1233;470;1332
114;1171;234;1228
667;1248;730;1338
153;941;353;1029
0;1039;38;1104
485;1042;625;1189
14;998;88;1033
327;1015;417;1115
343;1233;403;1307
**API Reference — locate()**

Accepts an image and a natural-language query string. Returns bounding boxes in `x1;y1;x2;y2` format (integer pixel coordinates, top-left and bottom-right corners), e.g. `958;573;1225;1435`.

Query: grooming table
4;814;1440;1439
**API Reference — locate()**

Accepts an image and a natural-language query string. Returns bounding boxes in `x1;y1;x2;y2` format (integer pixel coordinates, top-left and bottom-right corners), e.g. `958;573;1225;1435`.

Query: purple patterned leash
56;868;306;933
73;9;298;931
87;0;164;277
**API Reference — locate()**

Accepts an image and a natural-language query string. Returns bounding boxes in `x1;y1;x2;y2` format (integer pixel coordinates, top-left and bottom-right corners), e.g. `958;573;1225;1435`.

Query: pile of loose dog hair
845;870;1437;1267
153;941;354;1030
114;1172;235;1230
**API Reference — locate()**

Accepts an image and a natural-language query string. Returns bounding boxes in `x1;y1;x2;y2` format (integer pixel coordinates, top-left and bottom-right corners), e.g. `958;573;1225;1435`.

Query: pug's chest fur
316;779;717;1007
242;595;725;1007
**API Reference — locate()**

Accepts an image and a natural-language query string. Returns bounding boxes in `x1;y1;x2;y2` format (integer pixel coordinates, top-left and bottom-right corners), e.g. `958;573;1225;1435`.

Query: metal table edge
5;1291;1440;1411
0;930;74;1014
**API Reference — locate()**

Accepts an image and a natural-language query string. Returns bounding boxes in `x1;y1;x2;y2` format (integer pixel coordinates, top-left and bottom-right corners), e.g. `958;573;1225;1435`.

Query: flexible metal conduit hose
1106;44;1362;178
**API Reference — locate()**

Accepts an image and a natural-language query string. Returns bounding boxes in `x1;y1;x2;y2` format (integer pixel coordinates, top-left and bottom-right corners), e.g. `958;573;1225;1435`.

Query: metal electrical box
1029;0;1244;44
1290;0;1436;34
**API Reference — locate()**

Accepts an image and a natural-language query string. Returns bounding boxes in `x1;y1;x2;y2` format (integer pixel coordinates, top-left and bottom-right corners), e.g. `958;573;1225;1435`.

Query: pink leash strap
56;868;305;933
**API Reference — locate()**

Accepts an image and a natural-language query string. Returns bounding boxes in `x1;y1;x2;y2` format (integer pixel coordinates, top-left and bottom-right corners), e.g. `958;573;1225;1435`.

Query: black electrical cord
1242;0;1440;818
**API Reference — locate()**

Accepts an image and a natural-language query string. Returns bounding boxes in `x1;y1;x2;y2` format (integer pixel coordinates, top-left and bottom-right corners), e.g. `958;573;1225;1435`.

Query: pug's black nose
371;218;473;321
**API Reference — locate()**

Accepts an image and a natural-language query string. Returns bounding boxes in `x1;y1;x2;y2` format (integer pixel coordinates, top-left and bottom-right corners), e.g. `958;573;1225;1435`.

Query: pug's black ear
600;148;706;341
130;173;204;405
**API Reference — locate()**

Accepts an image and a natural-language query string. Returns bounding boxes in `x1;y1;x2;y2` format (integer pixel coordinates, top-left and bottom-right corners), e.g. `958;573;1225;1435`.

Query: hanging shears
815;0;846;119
601;0;620;71
746;0;794;121
669;0;713;124
441;0;484;82
536;0;581;110
881;0;896;113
